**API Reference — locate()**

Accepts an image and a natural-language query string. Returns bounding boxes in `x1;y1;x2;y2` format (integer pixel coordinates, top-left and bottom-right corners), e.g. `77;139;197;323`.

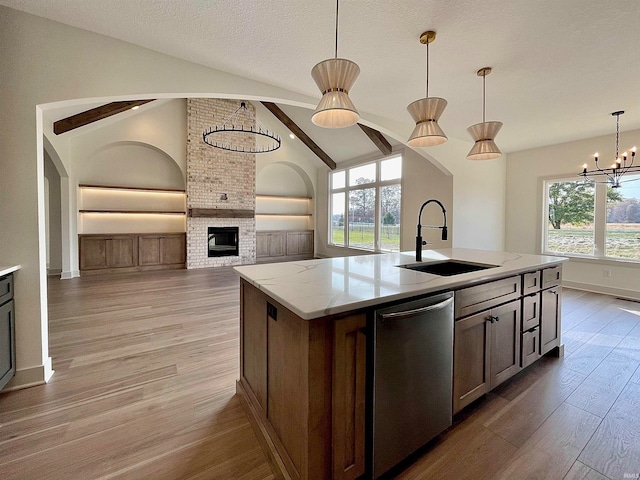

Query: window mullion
594;183;607;257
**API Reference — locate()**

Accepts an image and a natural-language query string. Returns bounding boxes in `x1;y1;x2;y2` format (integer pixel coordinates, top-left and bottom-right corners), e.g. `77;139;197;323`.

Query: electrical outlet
603;269;612;278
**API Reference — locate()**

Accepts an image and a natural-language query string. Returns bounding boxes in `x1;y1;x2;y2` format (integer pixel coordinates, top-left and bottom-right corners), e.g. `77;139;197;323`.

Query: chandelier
311;0;360;128
203;102;281;153
407;31;448;147
579;111;639;188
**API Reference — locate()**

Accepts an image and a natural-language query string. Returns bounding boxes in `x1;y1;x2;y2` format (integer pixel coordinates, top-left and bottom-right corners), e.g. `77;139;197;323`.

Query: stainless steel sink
398;260;498;276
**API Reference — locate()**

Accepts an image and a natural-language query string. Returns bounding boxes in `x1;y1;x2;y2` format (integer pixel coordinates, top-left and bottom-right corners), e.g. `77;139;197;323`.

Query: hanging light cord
482;71;486;123
425;40;430;98
615;112;620;160
334;0;339;59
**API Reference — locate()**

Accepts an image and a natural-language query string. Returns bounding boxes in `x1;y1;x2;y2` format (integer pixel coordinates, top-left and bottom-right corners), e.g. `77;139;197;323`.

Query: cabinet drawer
455;276;521;319
522;271;541;295
0;274;13;306
521;327;541;368
522;293;540;332
542;265;562;289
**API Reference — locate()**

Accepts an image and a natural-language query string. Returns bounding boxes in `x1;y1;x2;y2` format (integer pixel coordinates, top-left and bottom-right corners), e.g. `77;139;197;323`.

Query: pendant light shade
407;97;448;147
467;121;503;160
311;58;360;128
311;0;360;128
467;67;502;160
406;30;448;147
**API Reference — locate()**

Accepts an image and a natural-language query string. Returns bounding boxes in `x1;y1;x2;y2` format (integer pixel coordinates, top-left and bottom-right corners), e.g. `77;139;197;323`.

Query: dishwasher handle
379;296;453;321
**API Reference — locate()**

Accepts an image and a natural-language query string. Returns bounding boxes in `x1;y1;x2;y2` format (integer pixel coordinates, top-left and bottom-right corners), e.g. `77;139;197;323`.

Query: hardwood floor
1;271;639;479
0;268;274;480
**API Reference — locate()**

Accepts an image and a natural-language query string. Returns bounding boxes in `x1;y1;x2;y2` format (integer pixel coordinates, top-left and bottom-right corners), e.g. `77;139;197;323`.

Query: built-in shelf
255;193;313;231
80;210;186;215
79;184;186;193
78;184;187;234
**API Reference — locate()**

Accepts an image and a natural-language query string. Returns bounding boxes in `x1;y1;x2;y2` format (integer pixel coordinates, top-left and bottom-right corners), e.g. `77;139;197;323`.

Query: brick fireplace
186;98;256;268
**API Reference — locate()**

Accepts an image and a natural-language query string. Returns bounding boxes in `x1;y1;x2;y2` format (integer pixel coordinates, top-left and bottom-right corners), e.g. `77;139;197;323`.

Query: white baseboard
563;280;640;301
1;358;54;392
60;270;80;279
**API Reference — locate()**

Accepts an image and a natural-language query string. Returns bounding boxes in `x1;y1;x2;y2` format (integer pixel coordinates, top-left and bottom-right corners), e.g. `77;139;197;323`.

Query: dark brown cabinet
453;299;521;413
0;273;15;391
541;286;561;354
79;233;186;274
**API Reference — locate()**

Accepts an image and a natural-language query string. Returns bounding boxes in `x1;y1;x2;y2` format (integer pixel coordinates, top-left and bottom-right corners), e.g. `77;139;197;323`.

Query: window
543;176;640;261
330;155;401;252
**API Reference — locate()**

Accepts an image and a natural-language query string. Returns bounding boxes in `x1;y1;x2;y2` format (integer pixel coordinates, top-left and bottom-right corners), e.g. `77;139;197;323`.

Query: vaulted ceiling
5;0;640;153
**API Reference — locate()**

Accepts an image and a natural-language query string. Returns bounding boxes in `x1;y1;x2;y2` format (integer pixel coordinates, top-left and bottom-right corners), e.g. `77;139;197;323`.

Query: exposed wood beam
53;99;155;135
260;101;337;170
357;123;393;156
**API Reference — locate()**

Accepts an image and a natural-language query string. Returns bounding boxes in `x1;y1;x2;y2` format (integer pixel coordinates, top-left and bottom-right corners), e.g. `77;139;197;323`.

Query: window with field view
544;176;640;261
330;156;402;252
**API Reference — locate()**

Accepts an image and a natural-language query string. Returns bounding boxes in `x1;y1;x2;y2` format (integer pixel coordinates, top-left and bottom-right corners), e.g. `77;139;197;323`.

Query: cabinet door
490;300;521;388
106;236;136;268
286;232;300;256
0;300;15;390
138;236;162;266
269;232;286;257
241;281;268;410
541;287;561;355
160;234;186;265
298;231;313;256
256;233;270;258
79;237;108;270
454;311;491;413
333;315;366;480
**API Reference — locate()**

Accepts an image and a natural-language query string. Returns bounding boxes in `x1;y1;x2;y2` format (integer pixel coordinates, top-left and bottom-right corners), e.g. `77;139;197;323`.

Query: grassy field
331;225;400;251
548;225;640;259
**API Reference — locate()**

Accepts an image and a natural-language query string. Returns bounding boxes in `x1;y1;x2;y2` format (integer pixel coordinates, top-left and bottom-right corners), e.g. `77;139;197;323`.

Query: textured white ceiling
5;0;640;153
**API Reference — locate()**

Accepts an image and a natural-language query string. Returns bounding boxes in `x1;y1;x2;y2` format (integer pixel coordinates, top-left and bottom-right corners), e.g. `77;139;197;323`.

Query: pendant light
467;67;503;160
407;31;448;147
311;0;360;128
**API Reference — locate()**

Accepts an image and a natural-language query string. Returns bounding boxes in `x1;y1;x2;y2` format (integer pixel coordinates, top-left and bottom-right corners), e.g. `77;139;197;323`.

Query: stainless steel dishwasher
371;291;454;478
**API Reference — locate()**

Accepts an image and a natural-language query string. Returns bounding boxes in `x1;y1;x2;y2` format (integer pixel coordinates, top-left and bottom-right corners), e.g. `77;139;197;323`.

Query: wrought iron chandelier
580;111;639;188
203;102;281;153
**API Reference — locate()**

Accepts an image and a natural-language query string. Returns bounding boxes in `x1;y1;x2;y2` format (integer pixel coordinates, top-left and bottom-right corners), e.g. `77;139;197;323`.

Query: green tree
382;212;396;225
549;182;623;229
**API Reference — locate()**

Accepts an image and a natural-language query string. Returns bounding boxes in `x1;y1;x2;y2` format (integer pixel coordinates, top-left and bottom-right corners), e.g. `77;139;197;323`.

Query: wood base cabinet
237;279;365;480
256;230;313;263
453;300;521;413
79;233;185;274
541;286;562;354
0;273;15;390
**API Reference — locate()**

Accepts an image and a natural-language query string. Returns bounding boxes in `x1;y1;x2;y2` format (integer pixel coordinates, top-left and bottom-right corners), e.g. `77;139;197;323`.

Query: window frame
541;176;640;263
329;155;402;253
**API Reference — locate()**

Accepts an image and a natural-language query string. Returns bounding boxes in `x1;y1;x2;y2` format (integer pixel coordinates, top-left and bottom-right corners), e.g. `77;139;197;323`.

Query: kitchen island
234;249;567;480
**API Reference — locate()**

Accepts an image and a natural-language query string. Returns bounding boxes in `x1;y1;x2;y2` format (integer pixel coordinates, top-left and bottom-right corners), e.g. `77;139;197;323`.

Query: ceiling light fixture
407;31;447;147
580;111;639;188
311;0;360;128
466;67;503;160
203;101;281;153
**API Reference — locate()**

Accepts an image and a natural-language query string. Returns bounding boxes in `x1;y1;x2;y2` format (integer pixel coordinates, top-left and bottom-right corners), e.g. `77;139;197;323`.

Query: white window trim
542;176;640;264
329;155;402;253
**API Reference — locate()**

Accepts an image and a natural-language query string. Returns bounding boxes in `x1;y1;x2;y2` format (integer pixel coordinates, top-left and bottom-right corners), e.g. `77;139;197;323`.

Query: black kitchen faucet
416;199;447;261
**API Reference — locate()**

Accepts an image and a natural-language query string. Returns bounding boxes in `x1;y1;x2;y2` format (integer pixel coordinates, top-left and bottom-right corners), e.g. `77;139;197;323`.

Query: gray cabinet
0;274;15;390
256;230;314;263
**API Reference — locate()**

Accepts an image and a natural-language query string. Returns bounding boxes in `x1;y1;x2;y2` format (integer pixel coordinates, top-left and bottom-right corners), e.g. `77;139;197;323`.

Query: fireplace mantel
188;208;255;219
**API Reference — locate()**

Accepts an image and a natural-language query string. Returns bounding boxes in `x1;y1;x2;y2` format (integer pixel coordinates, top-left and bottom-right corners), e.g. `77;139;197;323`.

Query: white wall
506;129;640;299
43;152;62;273
0;6;507;388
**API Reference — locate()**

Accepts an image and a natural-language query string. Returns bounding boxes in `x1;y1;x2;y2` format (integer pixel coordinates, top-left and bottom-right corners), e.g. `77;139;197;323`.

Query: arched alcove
81;141;185;190
256;162;313;198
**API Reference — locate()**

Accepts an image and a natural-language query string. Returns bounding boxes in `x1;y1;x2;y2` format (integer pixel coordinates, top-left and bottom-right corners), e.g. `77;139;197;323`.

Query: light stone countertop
234;248;568;320
0;265;20;277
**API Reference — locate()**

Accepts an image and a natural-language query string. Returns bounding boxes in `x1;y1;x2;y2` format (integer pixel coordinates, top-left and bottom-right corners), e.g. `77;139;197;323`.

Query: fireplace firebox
208;227;239;257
